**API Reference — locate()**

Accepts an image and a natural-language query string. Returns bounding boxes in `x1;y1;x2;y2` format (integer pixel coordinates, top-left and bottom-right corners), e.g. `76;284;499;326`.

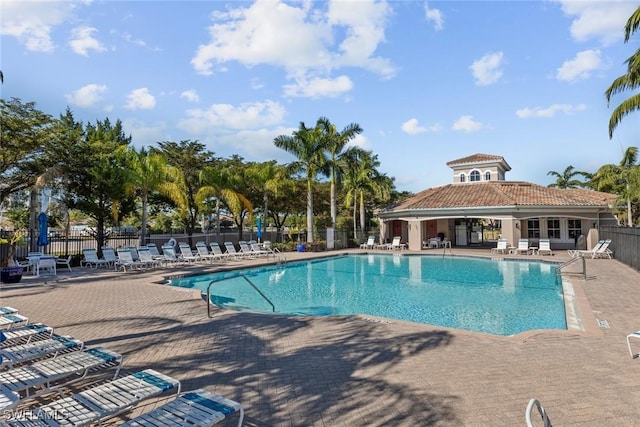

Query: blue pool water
168;254;566;336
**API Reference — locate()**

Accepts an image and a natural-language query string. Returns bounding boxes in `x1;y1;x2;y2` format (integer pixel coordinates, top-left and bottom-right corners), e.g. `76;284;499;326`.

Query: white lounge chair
122;388;244;427
178;242;202;262
360;236;376;249
238;241;257;258
592;239;613;259
525;398;552;427
0;307;18;316
567;240;604;258
196;242;218;263
0;335;84;370
491;239;508;254
210;242;231;261
137;246;163;268
81;248;112;269
2;369;181;426
250;241;272;257
0;313;30;330
101;246;119;268
0;347;123;411
116;248;145;271
390;236;407;251
537;239;553;256
224;241;244;259
161;244;183;265
516;238;530;255
0;323;54;348
146;243;164;259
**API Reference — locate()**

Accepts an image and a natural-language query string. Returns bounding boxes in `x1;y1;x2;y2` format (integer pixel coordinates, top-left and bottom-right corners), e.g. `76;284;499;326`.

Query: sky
2;0;640;194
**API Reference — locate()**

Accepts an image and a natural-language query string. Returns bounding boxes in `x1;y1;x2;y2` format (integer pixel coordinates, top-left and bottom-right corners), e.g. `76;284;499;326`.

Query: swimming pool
168;254;566;336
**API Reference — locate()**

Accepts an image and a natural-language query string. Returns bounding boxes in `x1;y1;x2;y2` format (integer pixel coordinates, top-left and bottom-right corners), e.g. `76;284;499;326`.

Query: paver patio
1;249;639;426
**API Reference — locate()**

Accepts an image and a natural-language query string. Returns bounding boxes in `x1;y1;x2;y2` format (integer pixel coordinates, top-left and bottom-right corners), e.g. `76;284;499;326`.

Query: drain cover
597;319;610;329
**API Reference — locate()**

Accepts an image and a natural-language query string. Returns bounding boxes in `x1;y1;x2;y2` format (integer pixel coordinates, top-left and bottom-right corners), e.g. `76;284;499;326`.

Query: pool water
168;254;566;336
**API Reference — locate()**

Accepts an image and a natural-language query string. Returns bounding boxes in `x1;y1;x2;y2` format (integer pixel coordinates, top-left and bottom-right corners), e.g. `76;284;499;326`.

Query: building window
460;174;466;183
485;171;491;181
527;219;540;238
470;170;480;182
547;218;560;239
568;219;582;239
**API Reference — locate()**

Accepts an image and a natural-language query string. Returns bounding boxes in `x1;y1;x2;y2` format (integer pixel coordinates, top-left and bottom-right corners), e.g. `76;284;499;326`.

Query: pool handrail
206;274;276;318
555;255;586;283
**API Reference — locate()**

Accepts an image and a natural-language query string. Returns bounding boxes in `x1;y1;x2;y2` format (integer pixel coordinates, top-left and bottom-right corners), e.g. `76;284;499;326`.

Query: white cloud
515;103;587;118
123;118;170;148
554;0;637;46
470;52;504;86
0;0;78;53
125;88;156;110
425;3;443;31
452;115;485;132
556;49;602;82
250;78;265;90
283;75;353;98
177;100;286;133
180;90;200;103
65;84;107;107
348;134;371;150
401;118;443;135
191;0;395;98
69;26;106;56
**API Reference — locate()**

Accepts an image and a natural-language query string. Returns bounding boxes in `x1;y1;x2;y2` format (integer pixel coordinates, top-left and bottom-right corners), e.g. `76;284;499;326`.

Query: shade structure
256;217;262;241
37;212;50;247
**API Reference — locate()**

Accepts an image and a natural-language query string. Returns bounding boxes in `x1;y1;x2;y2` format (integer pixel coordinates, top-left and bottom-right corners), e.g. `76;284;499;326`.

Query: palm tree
590;146;640;226
317;117;363;229
247;161;288;237
197;165;253;241
342;148;391;242
606;6;640;138
124;148;184;245
274;122;329;243
546;165;588;188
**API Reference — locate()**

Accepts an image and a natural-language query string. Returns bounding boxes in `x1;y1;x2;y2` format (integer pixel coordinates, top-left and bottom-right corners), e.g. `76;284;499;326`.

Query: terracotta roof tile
385;181;616;211
446;153;506;166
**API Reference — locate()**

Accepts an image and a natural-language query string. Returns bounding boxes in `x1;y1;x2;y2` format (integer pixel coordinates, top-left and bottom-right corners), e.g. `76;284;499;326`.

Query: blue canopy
37;212;50;247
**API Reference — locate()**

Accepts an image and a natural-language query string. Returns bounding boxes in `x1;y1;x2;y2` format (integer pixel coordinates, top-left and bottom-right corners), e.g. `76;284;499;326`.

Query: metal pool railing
206;274;275;318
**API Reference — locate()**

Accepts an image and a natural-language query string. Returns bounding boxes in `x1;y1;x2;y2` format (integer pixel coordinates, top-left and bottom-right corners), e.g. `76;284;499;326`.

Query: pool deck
1;248;639;426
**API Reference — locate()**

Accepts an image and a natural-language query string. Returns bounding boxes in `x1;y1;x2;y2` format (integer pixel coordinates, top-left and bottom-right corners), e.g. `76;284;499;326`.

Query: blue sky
2;0;639;193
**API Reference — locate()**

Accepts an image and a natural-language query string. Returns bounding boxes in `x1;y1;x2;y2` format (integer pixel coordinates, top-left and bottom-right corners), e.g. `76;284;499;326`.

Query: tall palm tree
546;165;588;188
342;148;391;242
124;148;184;245
197;165;253;240
274;122;329;243
590;146;640;226
606;6;640;138
247;161;288;237
317;117;363;229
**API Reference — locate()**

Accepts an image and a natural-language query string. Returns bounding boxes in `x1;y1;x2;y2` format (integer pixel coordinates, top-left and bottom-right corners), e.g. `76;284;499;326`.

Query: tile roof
446;153;508;167
383;181;616;211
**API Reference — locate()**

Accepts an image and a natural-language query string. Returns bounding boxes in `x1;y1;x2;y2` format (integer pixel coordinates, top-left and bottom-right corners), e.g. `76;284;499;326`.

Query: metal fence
599;226;640;272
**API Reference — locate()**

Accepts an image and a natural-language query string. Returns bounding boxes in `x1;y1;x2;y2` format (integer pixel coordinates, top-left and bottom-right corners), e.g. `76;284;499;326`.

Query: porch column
408;219;422;251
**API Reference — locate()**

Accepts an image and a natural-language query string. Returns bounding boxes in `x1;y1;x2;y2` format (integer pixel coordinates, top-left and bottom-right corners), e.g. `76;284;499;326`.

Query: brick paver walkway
1;249;639;426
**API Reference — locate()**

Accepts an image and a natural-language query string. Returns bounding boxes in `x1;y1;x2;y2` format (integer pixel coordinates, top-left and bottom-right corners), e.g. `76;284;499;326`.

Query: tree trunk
307;180;314;243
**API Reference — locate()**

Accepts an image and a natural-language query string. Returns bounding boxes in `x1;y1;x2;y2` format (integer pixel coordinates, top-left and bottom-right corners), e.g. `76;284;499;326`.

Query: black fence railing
599;226;640;272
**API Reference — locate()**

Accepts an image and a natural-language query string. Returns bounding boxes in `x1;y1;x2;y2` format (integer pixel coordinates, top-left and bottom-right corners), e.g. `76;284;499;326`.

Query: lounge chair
360;236;376;249
196;241;218;263
224;241;244;259
516;238;530;255
137;246;163;268
101;246;119;268
390;236;407;251
592;239;613;259
121;388;244;427
0;307;18;316
81;248;112;269
147;243;164;259
116;247;145;271
250;241;272;257
525;398;552;427
0;335;84;370
0;313;30;330
55;255;73;272
210;242;231;261
0;347;123;411
238;241;257;258
161;244;183;265
491;239;508;254
537;239;553;256
567;240;604;258
0;323;54;348
2;369;181;426
178;242;202;262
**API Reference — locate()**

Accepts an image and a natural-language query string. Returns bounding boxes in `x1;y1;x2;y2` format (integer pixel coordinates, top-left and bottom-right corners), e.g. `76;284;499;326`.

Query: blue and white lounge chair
81;248;112;269
0;313;29;330
0;335;83;370
2;369;180;426
0;347;123;411
122;388;244;427
0;323;54;348
0;307;18;316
